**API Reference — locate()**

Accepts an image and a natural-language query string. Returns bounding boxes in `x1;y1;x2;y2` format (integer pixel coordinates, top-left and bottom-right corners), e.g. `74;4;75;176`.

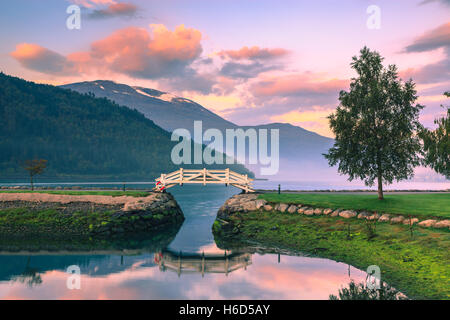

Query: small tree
324;47;423;200
420;92;449;179
23;159;47;190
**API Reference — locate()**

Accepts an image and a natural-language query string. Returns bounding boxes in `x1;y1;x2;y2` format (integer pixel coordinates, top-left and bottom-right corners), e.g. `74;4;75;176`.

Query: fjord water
0;185;371;299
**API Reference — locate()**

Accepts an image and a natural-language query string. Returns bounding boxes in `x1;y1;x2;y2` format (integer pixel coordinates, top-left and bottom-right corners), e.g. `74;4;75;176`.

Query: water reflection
0;250;369;299
155;249;252;277
0;185;374;299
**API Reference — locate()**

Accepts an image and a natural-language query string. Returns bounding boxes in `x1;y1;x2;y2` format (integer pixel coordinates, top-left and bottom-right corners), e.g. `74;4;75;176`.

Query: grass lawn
0;190;150;197
259;193;450;219
213;211;450;299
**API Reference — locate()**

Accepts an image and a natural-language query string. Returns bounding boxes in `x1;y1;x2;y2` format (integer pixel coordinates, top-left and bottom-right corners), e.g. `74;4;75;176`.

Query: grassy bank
0;206;183;239
0;190;150;197
213;211;450;299
259;193;450;218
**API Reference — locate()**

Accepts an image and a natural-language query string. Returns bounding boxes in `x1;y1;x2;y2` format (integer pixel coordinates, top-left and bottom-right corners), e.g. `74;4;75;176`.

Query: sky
0;0;449;137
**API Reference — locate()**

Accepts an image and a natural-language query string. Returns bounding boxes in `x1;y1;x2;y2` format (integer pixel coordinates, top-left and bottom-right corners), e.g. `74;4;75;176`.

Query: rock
403;218;419;225
278;203;289;213
242;201;257;212
330;209;341;217
433;220;449;228
263;204;273;211
323;208;333;215
287;205;297;213
378;214;391;222
357;211;371;219
390;216;405;224
274;203;281;211
418;219;437;227
367;213;380;221
304;209;315;216
297;207;307;214
314;208;323;215
339;210;357;219
255;199;267;209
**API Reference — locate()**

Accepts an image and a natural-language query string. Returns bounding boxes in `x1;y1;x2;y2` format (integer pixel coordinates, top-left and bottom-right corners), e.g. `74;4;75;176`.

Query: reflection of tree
329;280;406;300
11;256;43;287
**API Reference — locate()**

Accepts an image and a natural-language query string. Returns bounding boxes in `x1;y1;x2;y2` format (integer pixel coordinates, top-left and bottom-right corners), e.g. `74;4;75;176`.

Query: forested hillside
0;73;252;180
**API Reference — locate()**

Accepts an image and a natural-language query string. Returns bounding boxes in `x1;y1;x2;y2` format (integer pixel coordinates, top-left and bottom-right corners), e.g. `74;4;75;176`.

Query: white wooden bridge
153;168;254;193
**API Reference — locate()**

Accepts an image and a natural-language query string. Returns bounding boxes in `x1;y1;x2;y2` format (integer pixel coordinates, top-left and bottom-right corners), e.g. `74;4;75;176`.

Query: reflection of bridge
154;250;252;277
153;168;254;193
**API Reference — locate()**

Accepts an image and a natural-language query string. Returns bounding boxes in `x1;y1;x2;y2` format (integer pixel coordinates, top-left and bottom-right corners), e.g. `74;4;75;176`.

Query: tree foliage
324;47;423;199
420;92;450;179
23;159;47;190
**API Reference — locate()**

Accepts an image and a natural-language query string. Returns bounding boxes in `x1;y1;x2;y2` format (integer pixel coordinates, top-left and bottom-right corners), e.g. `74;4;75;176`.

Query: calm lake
0;184;376;299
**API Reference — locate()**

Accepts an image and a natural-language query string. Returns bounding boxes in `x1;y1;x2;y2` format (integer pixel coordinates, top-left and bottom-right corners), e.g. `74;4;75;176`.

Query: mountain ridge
0;73;253;180
61;80;335;180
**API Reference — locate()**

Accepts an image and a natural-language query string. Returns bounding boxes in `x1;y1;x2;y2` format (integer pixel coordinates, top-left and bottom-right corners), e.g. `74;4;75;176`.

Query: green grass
259;193;450;218
214;211;450;299
0;207;116;237
0;190;150;197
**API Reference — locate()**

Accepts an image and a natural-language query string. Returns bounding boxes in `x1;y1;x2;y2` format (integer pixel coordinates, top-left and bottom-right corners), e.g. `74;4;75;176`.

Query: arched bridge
153;168;254;193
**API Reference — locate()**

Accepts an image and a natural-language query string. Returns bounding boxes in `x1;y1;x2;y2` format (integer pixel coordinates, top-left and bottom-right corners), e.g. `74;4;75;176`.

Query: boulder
304;209;315;216
255;199;267;209
274;203;281;211
330;209;341;217
367;213;380;221
314;208;323;215
323;208;333;215
287;205;298;213
403;218;419;225
242;201;257;212
378;214;391;222
418;219;437;227
278;203;289;212
357;211;371;219
263;204;273;211
297;207;307;214
339;210;357;219
390;216;405;224
433;220;450;229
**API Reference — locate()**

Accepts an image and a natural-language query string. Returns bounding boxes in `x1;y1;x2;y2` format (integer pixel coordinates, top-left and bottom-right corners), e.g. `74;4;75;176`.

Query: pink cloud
88;2;138;18
11;24;203;80
88;24;202;78
10;43;73;74
250;73;348;97
71;0;116;8
218;46;289;60
404;22;450;53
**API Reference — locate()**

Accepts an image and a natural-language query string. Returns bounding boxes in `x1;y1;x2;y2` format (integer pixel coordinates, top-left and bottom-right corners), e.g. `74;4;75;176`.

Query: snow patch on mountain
133;87;177;103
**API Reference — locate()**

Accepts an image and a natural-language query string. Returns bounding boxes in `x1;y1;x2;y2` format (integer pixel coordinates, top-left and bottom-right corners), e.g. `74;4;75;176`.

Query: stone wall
217;194;450;229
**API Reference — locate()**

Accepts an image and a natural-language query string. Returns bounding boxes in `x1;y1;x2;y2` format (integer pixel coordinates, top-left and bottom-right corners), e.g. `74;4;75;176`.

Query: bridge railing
154;168;254;193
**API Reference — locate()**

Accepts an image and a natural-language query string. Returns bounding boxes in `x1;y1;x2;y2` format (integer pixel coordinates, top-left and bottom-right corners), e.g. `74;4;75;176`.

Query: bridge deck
154;168;254;193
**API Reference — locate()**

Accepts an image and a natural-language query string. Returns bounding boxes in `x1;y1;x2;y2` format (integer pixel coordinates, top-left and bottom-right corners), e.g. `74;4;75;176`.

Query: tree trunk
377;171;383;200
30;174;34;191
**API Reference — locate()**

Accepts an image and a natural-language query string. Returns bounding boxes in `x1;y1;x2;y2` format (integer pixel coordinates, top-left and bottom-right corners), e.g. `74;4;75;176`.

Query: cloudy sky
1;0;449;137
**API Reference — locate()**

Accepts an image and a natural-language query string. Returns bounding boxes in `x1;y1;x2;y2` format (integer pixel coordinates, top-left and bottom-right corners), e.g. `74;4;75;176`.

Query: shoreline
213;193;450;299
0;192;184;239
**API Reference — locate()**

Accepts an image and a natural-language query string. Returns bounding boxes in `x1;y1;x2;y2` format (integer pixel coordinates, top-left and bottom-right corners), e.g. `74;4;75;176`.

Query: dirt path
0;192;159;205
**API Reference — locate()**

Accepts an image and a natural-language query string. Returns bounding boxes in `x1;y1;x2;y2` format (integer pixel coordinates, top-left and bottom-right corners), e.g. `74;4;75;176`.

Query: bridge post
203;168;206;186
225;168;229;186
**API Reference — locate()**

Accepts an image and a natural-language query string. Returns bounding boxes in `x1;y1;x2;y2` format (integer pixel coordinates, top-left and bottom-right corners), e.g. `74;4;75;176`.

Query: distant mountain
62;80;336;180
0;73;252;180
61;80;237;134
